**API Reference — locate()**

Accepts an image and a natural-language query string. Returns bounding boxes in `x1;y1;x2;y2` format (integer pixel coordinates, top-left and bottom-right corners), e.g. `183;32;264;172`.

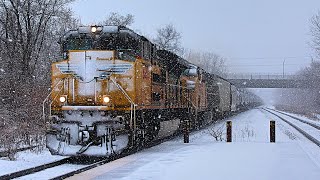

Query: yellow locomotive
44;25;260;156
45;26;209;156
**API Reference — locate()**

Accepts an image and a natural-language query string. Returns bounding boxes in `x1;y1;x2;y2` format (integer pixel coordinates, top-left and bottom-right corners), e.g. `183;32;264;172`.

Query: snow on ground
16;164;87;180
1;108;320;180
268;106;320;124
68;108;320;180
261;109;320;168
265;109;320;142
0;148;88;179
0;149;66;176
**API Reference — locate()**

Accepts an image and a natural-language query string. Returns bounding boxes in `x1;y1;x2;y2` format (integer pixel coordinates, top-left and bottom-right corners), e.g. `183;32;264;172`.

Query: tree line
0;0;78;159
275;11;320;116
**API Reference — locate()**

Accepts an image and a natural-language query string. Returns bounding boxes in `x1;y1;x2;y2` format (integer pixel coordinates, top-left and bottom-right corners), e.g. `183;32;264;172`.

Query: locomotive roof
60;25;192;67
59;26;250;96
61;26;227;77
156;50;191;69
60;25;142;41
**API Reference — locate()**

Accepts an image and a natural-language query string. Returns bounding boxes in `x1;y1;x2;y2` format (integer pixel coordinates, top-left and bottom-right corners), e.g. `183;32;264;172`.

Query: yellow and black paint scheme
51;50;136;112
45;25;261;156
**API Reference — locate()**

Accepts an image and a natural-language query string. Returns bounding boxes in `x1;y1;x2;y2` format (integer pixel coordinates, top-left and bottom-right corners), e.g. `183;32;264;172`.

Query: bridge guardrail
224;73;300;80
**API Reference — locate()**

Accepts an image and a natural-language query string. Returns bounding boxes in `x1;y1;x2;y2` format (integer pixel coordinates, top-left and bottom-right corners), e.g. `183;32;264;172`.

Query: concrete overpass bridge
225;74;311;88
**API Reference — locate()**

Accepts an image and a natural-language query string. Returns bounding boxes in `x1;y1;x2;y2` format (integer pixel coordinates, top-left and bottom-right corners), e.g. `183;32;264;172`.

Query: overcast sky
70;0;320;75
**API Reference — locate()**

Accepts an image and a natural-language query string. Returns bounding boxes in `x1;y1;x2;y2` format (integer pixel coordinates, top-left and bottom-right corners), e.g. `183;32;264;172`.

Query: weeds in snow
234;124;256;142
206;122;225;141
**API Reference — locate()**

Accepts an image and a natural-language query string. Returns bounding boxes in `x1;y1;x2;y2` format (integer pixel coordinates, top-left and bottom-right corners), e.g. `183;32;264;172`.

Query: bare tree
0;0;78;109
207;124;224;141
103;12;134;26
0;0;78;159
279;12;320;115
0;0;76;79
154;24;183;54
279;10;320;113
275;60;320;115
310;11;320;56
185;50;228;77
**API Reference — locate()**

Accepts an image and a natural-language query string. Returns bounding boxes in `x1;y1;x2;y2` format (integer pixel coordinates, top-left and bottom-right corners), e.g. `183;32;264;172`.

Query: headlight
59;96;67;103
91;26;97;33
63;52;68;59
103;96;110;103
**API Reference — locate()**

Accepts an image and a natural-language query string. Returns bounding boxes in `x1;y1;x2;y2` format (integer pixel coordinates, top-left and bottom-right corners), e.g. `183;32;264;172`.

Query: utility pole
282;59;286;78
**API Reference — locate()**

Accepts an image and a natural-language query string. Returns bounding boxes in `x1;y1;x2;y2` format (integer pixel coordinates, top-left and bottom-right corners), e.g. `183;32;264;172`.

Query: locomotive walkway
225;74;311;88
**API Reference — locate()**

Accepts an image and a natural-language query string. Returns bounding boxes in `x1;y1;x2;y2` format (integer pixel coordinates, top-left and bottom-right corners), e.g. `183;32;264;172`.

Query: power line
227;63;307;67
227;56;311;60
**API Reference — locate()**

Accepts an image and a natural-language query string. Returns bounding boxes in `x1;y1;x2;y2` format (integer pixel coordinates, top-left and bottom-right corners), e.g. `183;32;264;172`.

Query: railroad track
265;108;320;130
0;132;182;180
50;117;227;179
50;156;117;180
51;118;223;180
0;157;75;180
0;113;235;180
262;108;320;147
50;134;180;180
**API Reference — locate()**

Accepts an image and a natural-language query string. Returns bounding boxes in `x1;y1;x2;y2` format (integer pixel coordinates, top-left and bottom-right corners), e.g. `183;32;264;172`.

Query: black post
226;121;232;142
183;120;190;143
270;120;275;143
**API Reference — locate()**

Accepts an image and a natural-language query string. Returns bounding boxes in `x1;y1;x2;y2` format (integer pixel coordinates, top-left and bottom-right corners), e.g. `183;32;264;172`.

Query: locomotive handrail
182;89;197;110
109;77;136;105
49;87;65;115
109;76;137;138
42;79;64;121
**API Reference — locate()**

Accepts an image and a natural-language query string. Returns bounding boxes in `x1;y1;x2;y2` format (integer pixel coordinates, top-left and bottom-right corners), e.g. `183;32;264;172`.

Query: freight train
44;25;261;156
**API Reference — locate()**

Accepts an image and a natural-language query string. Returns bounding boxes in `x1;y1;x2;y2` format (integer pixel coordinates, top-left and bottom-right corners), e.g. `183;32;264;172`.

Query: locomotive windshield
60;26;150;60
65;37;93;51
62;35;140;59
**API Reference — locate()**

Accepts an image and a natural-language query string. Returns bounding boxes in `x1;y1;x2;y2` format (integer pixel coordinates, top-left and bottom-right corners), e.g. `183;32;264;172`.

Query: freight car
44;25;260;156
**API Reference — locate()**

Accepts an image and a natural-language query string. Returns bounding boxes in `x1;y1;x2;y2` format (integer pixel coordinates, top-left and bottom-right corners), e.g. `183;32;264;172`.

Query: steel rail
262;108;320;148
266;108;320;131
0;157;73;180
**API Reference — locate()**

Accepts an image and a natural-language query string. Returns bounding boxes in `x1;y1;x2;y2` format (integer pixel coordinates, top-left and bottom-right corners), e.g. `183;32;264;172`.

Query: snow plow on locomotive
43;25;261;156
